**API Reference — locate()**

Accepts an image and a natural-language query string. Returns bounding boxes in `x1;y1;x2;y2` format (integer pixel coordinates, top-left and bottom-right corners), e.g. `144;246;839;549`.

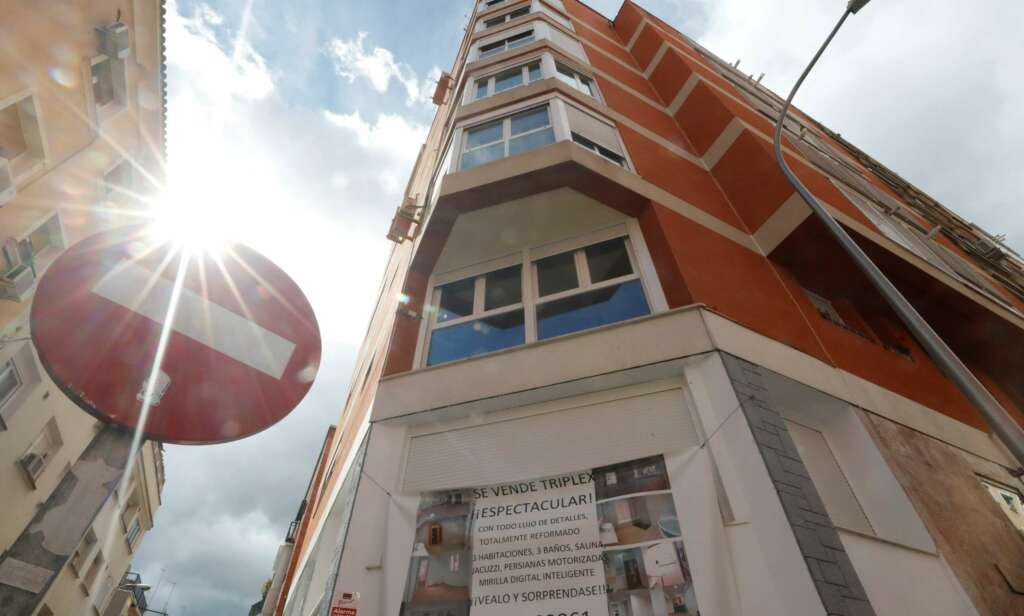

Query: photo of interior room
604;541;698;615
399;491;474;616
598;493;680;546
594;456;672;501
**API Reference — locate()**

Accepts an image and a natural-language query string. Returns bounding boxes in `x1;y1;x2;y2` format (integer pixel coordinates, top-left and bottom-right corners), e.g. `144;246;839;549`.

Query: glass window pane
537;280;649;340
586;238;633;283
475;79;489;99
484;16;504;28
466;121;503;148
510;107;549;135
508;127;554;156
484;265;522;310
579;74;595;96
428;311;526;365
536;251;578;296
527;62;542;82
437;278;475;322
461;142;505;169
509;6;529;18
479;41;503;58
494;67;524;93
507;32;534;49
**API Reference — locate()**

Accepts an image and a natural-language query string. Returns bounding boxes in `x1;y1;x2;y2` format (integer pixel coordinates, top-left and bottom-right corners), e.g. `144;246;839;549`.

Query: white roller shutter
403;387;695;492
564;103;623;156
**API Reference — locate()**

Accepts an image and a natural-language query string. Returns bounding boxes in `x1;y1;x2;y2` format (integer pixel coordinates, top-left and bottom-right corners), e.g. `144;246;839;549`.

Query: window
484;0;508;6
534;238;649;339
460;105;555;170
72;528;99;575
981;479;1024;534
428;265;526;365
103;159;133;200
90;55;127;116
19;418;62;487
555;62;596;97
572;132;625;166
478;29;535;60
0;359;21;411
125;516;142;547
804;289;846;327
425;235;651;365
0;92;46;181
473;61;542;100
482;5;530;29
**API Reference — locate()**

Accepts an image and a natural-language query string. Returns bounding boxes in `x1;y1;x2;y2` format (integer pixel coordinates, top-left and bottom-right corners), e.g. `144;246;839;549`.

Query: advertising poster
399;455;699;616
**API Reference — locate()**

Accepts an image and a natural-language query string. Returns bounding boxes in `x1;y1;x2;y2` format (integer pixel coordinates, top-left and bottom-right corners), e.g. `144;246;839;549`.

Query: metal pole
772;3;1024;471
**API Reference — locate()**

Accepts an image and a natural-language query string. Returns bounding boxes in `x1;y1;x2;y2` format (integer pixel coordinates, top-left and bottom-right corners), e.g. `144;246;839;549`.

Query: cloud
326;31;442;106
133;2;431;614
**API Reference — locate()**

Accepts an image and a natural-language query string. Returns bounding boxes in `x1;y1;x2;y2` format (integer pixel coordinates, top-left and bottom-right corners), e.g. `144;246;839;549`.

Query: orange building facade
266;2;1024;615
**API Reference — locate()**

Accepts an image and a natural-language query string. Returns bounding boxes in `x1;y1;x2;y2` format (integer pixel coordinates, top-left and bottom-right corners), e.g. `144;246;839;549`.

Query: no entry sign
30;225;321;444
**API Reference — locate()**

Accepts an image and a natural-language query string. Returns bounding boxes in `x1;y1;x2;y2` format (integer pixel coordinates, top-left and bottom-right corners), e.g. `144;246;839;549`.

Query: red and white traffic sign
30;225;321;444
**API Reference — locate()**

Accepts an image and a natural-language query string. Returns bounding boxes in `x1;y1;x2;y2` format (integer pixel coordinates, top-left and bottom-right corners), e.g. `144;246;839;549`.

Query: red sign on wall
31;225;321;444
330;608;356;616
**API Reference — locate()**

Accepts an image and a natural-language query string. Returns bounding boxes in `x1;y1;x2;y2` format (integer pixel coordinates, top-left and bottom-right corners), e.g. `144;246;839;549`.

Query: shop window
0;92;46;182
460;105;554;170
477;29;535;60
425;234;651;365
555;62;596;97
482;5;530;29
981;478;1024;534
473;60;542;100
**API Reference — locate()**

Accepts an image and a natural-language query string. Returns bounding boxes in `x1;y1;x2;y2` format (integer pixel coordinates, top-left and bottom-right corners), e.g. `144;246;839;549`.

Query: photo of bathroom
604;541;698;615
399;490;473;616
598;493;681;546
594;455;671;501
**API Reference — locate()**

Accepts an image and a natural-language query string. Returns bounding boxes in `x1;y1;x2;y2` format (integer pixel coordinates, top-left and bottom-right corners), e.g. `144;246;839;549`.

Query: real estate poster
399;455;699;616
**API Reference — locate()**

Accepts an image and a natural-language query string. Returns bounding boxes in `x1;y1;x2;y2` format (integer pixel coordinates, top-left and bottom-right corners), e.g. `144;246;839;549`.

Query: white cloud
326;31;442;106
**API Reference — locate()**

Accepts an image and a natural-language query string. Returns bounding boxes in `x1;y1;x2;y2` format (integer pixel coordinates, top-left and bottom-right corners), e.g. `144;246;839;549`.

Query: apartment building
268;1;1024;615
0;2;167;615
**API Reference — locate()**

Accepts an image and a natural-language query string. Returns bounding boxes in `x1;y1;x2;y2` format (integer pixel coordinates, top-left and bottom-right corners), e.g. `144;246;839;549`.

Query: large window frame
417;224;663;367
471;59;544;101
481;4;531;30
459;104;556;170
554;61;596;97
476;29;536;60
463;52;603;106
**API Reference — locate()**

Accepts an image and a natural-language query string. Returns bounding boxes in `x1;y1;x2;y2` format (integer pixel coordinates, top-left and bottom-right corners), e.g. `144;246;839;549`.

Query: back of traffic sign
30;225;321;444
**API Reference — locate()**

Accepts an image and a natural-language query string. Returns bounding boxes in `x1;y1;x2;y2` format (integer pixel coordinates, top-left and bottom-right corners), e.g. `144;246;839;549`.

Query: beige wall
0;2;165;614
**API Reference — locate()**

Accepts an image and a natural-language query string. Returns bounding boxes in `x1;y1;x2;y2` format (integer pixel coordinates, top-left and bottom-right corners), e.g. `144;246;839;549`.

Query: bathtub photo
598;493;681;547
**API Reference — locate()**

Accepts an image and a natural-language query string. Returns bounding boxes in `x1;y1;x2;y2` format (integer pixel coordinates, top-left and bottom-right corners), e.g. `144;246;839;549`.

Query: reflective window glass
537;280;649;340
494;67;524;93
508;128;554;156
510;107;549;135
428;311;526;365
462;142;505;169
506;31;534;48
437;278;475;322
536;252;578;296
527;62;542;82
484;265;522;310
466;121;503;148
475;79;489;99
585;238;632;283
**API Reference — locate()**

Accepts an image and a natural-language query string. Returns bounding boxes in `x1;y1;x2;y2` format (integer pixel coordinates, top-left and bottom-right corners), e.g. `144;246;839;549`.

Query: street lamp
772;0;1024;470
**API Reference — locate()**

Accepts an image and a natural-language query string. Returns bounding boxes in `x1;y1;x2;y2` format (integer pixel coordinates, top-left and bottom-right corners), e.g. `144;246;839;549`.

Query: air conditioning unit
19;452;45;482
0;156;15;206
974;236;1006;260
97;23;131;59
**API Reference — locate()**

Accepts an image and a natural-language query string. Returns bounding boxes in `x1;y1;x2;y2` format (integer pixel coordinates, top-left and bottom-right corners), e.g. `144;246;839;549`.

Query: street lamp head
121;583;152;591
848;0;871;13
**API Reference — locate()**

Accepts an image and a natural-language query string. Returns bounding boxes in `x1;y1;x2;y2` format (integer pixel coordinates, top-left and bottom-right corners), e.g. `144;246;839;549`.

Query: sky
132;0;1024;613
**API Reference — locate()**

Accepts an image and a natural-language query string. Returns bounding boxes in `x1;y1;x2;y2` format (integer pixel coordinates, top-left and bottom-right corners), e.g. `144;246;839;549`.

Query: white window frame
980;477;1024;533
481;0;510;9
459;104;556;170
470;58;544;101
0;90;49;184
417;223;663;367
554;61;597;97
476;28;536;61
19;417;63;488
480;3;531;30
